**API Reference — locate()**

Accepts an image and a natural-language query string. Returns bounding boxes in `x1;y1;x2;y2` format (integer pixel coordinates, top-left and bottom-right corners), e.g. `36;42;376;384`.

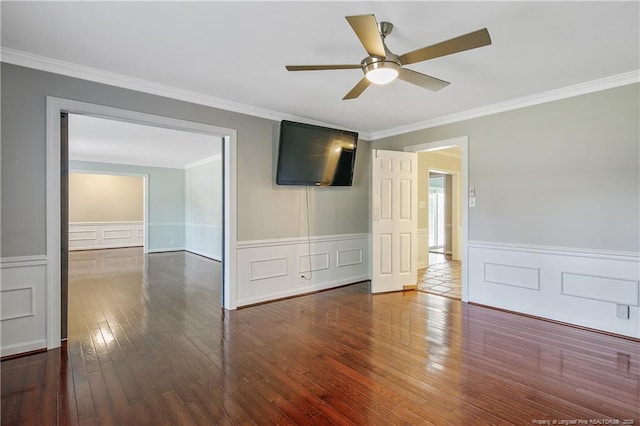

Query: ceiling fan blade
398;68;450;91
346;15;386;58
286;64;362;71
399;28;492;65
343;77;371;100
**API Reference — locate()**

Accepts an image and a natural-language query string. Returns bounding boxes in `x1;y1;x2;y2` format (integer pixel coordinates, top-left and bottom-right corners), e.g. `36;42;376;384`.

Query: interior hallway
418;253;462;299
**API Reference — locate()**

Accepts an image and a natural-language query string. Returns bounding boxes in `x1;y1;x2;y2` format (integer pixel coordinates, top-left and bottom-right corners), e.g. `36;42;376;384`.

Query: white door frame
426;167;461;261
404;136;469;302
45;97;238;350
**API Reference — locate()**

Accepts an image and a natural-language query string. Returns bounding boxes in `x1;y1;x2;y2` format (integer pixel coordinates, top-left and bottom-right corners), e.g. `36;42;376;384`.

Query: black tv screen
276;120;358;186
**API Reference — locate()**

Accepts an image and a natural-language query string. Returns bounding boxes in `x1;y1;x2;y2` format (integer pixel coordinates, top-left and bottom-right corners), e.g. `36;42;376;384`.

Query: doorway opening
45;97;238;350
63;112;223;340
404;137;468;301
428;173;447;255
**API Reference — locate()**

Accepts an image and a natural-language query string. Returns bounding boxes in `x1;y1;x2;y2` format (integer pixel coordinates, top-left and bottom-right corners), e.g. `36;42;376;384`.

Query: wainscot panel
468;241;640;338
0;256;48;357
236;233;370;306
69;221;143;250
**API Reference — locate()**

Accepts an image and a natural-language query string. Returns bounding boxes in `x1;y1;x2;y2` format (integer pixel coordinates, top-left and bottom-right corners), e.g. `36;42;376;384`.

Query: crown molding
369;70;640;140
0;47;367;136
3;48;636;142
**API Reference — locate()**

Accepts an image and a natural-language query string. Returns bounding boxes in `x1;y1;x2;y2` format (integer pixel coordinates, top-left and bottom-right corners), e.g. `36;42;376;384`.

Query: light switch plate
469;197;476;207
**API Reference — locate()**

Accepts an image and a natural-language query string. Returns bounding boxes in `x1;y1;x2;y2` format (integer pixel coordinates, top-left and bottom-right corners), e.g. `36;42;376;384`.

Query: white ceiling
2;2;639;138
68;114;221;169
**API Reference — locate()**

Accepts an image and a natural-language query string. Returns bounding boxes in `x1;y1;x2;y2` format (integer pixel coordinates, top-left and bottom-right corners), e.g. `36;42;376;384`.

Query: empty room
1;2;638;425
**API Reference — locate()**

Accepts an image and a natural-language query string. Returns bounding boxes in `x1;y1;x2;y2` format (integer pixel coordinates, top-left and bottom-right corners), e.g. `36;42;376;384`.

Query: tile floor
417;254;462;299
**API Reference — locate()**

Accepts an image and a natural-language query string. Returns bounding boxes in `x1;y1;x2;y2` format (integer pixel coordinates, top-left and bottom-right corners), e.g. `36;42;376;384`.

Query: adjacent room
64;114;224;344
416;146;463;299
1;2;638;424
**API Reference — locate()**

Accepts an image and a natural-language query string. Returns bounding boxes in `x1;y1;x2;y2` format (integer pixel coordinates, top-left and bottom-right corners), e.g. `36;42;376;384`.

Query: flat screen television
276;120;358;186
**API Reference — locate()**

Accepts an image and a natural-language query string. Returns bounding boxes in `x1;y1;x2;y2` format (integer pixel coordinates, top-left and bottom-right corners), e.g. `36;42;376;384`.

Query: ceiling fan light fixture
285;14;491;99
364;61;400;85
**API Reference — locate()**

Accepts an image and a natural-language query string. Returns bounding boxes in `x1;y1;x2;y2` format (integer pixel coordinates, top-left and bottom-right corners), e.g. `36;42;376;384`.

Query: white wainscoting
468;241;640;338
69;221;144;251
1;256;48;357
417;228;428;269
236;233;370;306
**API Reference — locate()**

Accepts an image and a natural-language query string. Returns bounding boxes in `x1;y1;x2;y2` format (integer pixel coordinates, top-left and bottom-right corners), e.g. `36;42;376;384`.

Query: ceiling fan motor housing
361;53;402;85
362;56;401;72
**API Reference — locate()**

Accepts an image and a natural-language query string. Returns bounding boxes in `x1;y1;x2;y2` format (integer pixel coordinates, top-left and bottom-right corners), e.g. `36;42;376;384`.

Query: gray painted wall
70;161;186;251
185;158;222;258
1;63;370;258
374;84;640;252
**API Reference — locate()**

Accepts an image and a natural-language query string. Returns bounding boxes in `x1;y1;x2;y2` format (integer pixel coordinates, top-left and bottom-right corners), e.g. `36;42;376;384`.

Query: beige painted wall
418;148;462;230
417;148;462;263
69;173;143;222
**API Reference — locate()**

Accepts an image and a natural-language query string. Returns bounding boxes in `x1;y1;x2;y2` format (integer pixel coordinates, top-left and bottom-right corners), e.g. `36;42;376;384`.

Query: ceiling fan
285;14;491;100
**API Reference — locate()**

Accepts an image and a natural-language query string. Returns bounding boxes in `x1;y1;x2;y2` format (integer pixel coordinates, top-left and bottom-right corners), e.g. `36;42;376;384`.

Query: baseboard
185;248;221;262
469;302;640;343
239;281;366;308
148;247;186;253
1;347;48;361
0;339;47;358
237;275;369;307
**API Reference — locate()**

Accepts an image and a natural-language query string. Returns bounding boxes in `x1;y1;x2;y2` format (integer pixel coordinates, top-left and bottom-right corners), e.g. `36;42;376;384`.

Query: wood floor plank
2;247;639;425
59;348;80;426
86;370;120;426
71;372;96;421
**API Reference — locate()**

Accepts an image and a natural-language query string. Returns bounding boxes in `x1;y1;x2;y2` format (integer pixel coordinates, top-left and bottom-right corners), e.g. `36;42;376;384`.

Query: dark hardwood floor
2;248;639;425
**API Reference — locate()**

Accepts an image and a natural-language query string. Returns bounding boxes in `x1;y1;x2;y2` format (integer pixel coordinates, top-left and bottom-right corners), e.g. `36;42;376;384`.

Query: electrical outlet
299;273;308;283
616;304;630;319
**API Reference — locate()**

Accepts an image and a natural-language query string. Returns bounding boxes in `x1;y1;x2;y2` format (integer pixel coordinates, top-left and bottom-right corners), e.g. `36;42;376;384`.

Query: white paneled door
371;149;418;293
